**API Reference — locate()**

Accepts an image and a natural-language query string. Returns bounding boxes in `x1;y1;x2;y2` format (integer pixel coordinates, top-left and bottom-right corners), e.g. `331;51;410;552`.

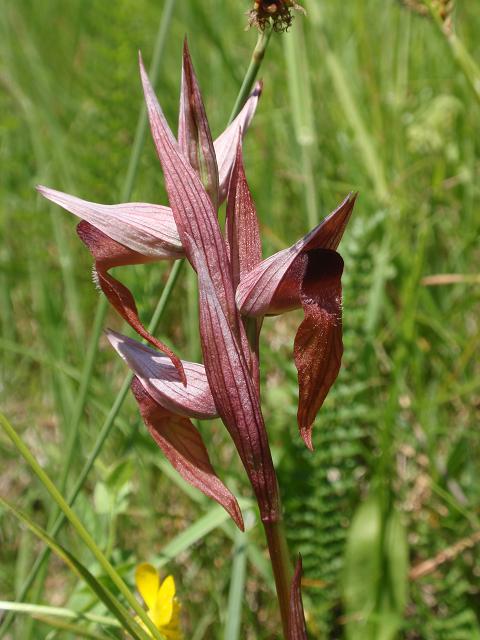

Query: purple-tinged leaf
226;141;263;387
131;377;244;530
294;250;344;450
77;221;185;384
288;556;308;640
226;141;262;288
236;193;356;318
214;81;262;203
140;53;279;521
139;53;240;338
195;250;279;523
178;39;219;208
36;186;183;260
107;330;217;420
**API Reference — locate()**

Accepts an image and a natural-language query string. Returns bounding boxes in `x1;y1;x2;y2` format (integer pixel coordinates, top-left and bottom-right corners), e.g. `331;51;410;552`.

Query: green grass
1;0;480;638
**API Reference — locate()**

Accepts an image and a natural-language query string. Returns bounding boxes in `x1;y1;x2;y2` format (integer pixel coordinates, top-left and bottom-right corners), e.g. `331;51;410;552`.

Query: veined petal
226;141;263;387
131;377;244;530
178;39;219;207
139;53;240;337
288;556;308;640
214;81;262;203
236;193;356;317
226;140;262;288
294;250;344;450
36;185;183;260
135;563;159;611
107;330;217;420
77;222;185;383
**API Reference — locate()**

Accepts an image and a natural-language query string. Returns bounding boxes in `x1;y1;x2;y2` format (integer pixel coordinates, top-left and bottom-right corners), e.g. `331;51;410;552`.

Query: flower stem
228;27;273;124
263;518;293;638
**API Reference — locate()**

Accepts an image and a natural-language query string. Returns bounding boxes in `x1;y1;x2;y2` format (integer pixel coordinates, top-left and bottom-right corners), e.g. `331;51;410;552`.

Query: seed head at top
247;0;305;32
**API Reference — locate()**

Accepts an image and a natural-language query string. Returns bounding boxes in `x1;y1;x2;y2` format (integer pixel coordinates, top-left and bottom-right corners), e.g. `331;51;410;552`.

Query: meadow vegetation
1;0;479;638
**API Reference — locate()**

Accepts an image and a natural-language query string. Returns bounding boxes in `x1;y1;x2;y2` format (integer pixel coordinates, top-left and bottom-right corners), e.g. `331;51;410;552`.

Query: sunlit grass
1;0;480;638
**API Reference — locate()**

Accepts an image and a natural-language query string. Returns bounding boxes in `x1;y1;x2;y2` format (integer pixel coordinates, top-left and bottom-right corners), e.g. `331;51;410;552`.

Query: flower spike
236;193;357;449
140;51;280;522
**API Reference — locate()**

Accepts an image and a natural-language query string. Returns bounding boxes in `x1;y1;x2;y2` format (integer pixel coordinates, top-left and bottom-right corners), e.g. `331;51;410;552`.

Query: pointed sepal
107;330;217;420
178;39;219;208
36;186;183;260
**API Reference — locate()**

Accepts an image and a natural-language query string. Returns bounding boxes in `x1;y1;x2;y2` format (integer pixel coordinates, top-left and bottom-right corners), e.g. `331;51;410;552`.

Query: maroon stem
263;516;294;638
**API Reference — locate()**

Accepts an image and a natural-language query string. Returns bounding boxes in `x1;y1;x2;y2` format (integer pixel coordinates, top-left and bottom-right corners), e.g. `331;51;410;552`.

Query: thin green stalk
0;414;164;640
0;601;121;628
263;519;294;639
284;20;319;227
229;27;272;124
425;0;480;106
223;527;248;640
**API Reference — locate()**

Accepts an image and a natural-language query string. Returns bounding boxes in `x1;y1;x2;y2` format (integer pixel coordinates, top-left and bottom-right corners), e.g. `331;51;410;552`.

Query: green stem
228;28;273;124
425;0;480;106
263;519;293;639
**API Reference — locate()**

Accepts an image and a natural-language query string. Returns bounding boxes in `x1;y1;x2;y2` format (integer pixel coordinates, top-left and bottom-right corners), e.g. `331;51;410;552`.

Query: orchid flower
236;192;357;450
134;563;182;640
37;74;261;382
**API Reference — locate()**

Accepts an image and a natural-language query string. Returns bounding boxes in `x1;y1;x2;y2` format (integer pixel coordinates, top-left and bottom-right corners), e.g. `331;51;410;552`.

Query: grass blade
0;498;149;640
223;527;248;640
0;413;164;640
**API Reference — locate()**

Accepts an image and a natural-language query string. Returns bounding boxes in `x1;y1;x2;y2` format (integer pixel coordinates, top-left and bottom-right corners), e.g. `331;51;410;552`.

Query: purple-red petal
131;378;244;530
36;185;183;260
77;221;185;383
236;193;356;318
294;250;344;450
107;330;217;420
178;39;219;207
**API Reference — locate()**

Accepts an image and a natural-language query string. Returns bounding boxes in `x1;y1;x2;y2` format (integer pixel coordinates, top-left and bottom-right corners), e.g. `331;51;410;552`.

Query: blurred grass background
1;0;479;638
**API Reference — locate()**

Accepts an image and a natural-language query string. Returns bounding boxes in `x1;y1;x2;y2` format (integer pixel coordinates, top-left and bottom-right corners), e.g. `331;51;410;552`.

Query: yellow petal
135;563;160;611
152;575;176;627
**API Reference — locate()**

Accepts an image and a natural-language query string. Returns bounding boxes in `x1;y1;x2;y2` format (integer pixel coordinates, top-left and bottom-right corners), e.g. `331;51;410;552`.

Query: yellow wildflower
134;563;183;640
